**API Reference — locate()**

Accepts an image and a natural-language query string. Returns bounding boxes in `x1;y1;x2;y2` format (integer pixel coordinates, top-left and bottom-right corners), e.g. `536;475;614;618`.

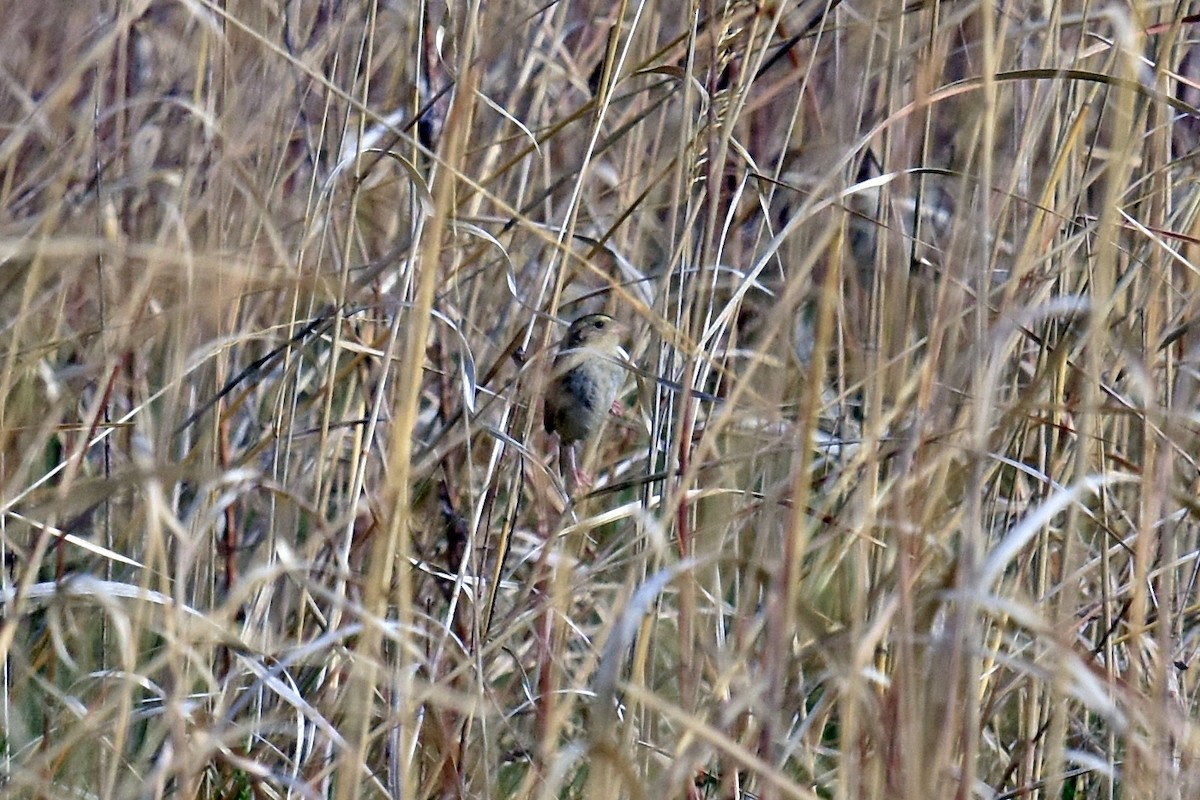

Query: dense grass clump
3;2;1200;798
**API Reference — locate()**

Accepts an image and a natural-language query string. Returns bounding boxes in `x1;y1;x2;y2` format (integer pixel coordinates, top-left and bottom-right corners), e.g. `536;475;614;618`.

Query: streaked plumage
544;313;627;486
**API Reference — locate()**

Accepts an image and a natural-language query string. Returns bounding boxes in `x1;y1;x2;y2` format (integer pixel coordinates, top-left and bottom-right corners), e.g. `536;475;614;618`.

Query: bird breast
545;356;624;443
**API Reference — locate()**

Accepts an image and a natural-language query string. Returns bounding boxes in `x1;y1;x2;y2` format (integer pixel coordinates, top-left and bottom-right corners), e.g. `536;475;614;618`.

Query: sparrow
544;313;628;489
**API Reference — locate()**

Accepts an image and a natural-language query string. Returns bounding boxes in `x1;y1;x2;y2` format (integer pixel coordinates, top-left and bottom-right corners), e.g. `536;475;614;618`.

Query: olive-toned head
563;313;625;348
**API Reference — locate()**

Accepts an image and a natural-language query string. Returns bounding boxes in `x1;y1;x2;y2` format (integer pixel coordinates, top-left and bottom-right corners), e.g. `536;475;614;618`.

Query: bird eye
594;319;606;329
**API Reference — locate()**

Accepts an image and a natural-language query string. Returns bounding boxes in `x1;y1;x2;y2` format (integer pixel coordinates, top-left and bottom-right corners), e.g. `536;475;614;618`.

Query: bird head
562;313;627;350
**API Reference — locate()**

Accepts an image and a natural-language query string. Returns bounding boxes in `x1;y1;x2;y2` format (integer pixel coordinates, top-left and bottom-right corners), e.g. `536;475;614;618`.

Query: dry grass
3;1;1200;798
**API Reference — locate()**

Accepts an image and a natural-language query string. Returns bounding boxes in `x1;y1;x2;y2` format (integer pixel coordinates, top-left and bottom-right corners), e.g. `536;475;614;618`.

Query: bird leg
561;443;592;491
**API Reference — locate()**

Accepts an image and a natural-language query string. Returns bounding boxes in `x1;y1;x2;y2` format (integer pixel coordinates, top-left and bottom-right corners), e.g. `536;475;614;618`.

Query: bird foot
561;445;593;492
571;468;594;490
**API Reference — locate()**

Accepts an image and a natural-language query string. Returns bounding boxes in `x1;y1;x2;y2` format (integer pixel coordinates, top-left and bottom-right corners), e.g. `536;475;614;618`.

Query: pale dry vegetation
3;1;1200;798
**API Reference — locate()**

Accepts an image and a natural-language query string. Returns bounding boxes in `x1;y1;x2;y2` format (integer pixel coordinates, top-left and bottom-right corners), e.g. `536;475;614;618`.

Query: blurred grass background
3;1;1200;798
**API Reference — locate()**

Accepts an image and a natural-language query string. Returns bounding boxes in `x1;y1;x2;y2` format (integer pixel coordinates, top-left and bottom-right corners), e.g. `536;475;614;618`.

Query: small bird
544;313;628;489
